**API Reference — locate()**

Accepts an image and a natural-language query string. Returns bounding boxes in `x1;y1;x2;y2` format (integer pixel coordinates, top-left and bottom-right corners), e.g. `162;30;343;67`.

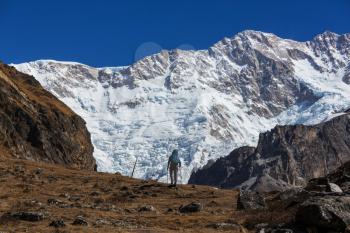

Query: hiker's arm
167;159;170;170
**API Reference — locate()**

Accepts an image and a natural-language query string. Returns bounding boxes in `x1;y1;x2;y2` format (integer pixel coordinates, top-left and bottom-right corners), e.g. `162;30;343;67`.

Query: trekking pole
179;167;182;185
131;157;138;178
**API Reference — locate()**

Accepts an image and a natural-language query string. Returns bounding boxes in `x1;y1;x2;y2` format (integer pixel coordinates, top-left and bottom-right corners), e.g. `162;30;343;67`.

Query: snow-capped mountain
13;30;350;183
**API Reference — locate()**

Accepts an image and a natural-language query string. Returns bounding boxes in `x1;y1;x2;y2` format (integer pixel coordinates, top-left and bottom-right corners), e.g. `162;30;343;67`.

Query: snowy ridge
13;30;350;183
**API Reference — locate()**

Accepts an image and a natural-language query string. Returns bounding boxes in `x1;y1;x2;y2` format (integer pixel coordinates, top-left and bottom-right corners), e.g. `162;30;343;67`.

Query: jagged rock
237;190;266;210
72;216;88;226
295;196;350;232
278;188;306;201
138;205;156;212
49;219;65;228
11;211;44;221
179;202;202;213
0;62;96;170
190;112;350;192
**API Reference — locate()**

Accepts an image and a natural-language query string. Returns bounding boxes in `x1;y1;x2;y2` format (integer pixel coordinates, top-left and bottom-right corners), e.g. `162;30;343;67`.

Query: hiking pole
167;166;169;184
179;167;182;185
131;157;138;178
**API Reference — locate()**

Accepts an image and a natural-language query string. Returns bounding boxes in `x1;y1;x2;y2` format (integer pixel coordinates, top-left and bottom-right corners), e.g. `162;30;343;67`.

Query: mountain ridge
13;30;350;182
189;110;350;191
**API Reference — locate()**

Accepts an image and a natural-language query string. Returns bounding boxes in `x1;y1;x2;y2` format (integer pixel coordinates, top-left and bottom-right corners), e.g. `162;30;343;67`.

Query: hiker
167;149;181;187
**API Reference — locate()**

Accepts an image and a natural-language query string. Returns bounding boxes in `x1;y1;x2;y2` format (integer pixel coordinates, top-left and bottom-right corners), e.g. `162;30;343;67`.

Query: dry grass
0;158;295;232
0;158;257;233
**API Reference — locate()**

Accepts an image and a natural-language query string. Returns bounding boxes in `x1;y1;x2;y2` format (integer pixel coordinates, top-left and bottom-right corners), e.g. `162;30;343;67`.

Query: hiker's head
171;149;178;157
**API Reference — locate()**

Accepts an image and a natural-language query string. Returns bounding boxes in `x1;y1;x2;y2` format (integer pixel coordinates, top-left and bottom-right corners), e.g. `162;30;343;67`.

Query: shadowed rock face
189;112;350;192
0;62;96;170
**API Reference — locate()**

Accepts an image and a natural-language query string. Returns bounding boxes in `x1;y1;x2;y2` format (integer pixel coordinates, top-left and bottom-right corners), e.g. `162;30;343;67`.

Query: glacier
13;30;350;183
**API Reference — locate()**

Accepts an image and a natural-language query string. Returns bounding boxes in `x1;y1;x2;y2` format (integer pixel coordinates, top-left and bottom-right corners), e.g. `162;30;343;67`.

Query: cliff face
189;111;350;192
0;62;96;170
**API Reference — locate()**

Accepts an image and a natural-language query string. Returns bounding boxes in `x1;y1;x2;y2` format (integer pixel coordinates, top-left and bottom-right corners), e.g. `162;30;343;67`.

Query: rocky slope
0;62;96;170
189;110;350;192
13;30;350;182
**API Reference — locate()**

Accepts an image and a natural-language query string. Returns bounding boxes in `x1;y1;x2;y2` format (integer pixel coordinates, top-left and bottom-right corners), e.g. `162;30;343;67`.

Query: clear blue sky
1;0;349;67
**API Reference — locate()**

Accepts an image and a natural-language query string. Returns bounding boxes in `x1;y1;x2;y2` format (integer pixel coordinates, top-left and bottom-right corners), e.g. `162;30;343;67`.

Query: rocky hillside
14;31;350;182
189;110;350;192
0;62;96;170
2;155;350;232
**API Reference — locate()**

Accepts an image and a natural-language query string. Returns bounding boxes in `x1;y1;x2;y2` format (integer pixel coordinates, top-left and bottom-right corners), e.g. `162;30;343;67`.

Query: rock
0;62;96;170
328;182;343;193
305;177;343;193
49;219;65;228
138;205;156;212
47;198;64;205
237;190;266;210
34;168;43;175
68;196;80;202
94;218;110;227
11;211;44;221
72;216;88;226
278;188;306;201
179;202;202;213
295;196;350;232
206;222;242;230
90;191;101;196
14;165;25;174
47;175;58;182
258;228;301;233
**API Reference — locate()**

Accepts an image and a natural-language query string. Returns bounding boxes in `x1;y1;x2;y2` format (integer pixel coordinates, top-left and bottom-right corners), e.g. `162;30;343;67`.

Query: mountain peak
14;30;350;183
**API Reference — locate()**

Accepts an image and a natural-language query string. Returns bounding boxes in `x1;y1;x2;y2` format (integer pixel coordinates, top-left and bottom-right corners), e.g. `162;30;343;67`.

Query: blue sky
0;0;349;67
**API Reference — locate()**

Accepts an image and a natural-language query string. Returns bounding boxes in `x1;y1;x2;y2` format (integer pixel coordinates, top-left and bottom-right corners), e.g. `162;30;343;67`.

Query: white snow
12;31;350;183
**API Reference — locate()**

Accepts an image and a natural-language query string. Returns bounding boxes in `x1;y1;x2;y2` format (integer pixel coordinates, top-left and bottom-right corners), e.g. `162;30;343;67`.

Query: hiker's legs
169;168;174;185
174;168;178;185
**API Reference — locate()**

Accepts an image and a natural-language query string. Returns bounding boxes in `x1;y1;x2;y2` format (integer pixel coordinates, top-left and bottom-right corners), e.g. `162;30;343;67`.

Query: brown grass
0;158;256;233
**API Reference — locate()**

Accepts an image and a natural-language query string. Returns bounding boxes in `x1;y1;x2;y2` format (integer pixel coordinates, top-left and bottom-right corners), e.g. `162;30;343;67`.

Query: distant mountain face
14;30;350;182
0;62;96;170
188;110;350;192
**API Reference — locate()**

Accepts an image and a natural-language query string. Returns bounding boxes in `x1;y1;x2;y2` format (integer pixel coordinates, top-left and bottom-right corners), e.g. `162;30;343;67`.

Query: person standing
167;149;181;187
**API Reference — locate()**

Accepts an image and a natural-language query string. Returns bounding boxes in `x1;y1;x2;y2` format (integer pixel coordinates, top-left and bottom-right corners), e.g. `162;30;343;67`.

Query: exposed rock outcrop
189;111;350;192
0;62;95;170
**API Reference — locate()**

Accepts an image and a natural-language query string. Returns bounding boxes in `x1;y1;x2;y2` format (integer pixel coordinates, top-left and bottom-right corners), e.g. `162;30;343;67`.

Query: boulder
11;212;44;221
49;219;65;228
295;196;350;232
305;177;343;193
237;190;266;210
179;202;202;213
328;182;343;193
72;216;88;226
138;205;156;212
278;188;306;201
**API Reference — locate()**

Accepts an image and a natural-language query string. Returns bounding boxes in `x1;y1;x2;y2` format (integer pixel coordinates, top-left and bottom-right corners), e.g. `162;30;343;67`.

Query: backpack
169;150;181;165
